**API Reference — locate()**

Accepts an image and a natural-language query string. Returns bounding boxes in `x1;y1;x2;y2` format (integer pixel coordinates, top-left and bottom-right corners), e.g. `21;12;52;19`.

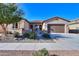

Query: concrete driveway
0;33;79;50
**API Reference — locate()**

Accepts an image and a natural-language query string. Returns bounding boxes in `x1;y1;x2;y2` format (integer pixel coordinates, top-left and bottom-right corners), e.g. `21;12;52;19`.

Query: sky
18;3;79;21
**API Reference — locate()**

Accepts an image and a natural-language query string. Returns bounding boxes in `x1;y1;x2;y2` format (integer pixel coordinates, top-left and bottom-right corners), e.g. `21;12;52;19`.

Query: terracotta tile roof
31;20;43;24
32;20;43;22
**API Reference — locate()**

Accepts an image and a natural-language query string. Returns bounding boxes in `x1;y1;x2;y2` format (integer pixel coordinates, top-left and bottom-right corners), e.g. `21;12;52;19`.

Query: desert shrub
50;54;58;56
32;48;49;56
7;31;13;34
29;32;36;39
14;32;20;38
23;32;29;38
42;33;51;39
23;32;36;39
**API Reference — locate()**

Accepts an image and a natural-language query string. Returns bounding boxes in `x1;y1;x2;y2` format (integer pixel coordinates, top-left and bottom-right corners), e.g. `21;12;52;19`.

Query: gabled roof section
43;16;70;23
74;19;79;22
69;19;79;25
21;18;31;24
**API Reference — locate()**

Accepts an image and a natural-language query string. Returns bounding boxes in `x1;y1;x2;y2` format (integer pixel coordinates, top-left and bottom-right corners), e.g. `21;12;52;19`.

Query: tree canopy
0;3;24;24
0;3;24;36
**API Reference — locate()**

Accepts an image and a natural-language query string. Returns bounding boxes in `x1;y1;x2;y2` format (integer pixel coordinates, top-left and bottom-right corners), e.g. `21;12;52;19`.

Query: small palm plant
32;48;49;56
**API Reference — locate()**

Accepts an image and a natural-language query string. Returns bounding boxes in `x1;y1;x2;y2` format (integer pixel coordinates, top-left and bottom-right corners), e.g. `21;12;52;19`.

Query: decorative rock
53;39;57;43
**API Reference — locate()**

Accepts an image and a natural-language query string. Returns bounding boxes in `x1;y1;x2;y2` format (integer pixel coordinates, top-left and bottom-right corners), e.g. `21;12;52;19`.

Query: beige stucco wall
11;20;30;34
68;23;79;30
23;20;30;30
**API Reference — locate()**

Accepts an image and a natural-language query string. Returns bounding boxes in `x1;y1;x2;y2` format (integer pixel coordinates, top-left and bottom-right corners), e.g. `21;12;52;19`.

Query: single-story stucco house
0;17;75;34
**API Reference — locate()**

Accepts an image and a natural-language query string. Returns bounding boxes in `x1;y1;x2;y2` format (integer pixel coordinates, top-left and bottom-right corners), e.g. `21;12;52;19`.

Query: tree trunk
3;27;7;37
1;24;8;40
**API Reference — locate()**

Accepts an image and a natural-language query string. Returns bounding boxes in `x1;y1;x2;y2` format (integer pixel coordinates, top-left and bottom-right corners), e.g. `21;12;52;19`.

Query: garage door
48;24;65;33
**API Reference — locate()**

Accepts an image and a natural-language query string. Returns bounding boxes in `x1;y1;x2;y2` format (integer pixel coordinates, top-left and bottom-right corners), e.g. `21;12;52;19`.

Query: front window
13;23;18;29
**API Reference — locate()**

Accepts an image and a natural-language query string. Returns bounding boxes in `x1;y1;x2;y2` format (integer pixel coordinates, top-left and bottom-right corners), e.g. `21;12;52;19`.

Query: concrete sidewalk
0;42;79;50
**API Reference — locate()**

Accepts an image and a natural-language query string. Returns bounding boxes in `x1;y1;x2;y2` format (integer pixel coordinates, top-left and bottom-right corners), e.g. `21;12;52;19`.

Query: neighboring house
42;17;70;33
68;19;79;30
68;19;79;33
0;19;30;35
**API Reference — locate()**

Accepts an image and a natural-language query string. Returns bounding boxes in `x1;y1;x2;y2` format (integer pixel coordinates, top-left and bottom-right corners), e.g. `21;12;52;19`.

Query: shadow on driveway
50;34;72;40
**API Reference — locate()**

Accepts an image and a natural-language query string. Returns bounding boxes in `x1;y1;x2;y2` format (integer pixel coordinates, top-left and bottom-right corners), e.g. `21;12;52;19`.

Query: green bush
28;32;36;39
32;48;49;56
23;32;36;39
23;32;29;38
42;33;51;39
